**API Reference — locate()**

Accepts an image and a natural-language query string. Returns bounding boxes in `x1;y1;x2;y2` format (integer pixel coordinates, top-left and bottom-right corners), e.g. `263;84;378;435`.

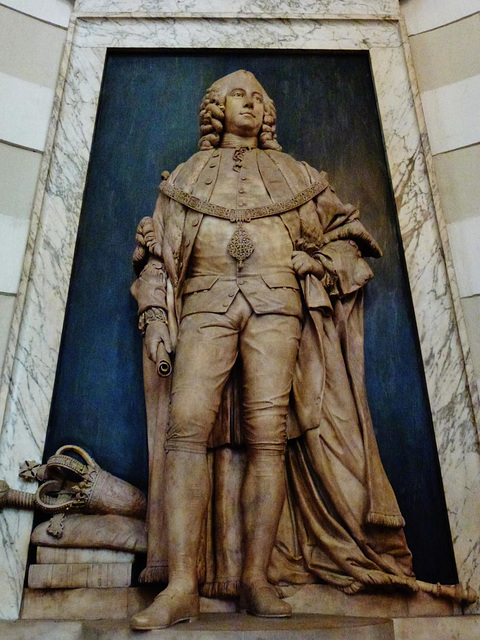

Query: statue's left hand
292;251;325;279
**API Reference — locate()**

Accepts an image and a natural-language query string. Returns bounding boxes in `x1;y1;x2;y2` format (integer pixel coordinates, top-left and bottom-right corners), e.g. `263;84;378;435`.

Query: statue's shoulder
167;151;213;189
263;150;327;187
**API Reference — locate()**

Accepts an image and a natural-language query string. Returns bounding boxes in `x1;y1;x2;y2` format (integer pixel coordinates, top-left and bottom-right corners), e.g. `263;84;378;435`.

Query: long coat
131;149;416;596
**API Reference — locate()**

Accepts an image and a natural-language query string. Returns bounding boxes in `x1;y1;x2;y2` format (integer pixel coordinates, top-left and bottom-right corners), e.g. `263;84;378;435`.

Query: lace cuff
138;307;167;336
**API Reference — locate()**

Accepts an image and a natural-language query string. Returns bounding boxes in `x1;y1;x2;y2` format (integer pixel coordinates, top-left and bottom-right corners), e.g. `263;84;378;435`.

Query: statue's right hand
144;321;173;362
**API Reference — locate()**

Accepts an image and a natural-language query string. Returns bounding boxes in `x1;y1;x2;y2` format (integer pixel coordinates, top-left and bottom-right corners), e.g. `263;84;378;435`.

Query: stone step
20;584;458;621
3;614;480;640
0;614;395;640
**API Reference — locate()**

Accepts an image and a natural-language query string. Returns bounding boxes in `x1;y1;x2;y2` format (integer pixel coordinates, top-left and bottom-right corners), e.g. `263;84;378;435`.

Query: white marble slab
0;295;15;370
447;217;480;298
420;74;480;155
0;6;479;620
401;0;480;36
1;0;71;28
0;214;30;295
75;0;398;17
0;71;54;152
0;143;41;221
461;296;480;390
73;16;402;50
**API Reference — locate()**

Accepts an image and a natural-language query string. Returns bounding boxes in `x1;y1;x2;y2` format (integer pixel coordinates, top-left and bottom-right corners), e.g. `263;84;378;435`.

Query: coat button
239;188;245;194
238;279;245;285
205;178;212;185
213;151;220;157
241;176;247;181
223;301;229;307
209;163;216;168
192;219;199;226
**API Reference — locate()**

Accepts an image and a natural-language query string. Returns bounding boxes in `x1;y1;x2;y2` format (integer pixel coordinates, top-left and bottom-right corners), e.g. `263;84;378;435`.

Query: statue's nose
244;97;254;108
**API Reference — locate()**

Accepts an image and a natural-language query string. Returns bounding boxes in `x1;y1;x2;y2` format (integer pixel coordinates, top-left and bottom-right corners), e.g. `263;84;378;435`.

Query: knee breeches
166;294;301;454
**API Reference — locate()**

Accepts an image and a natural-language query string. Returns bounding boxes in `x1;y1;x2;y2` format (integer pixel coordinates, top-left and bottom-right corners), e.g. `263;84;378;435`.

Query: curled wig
198;79;282;151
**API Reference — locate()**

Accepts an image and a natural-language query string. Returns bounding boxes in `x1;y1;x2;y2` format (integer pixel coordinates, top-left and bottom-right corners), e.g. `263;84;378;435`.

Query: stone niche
0;1;479;639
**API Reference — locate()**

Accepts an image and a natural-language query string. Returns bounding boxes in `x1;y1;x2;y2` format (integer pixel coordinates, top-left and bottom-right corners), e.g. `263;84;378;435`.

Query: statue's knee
169;397;215;446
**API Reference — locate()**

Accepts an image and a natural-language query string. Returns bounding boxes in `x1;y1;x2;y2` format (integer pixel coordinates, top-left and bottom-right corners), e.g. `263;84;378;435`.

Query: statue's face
223;74;265;138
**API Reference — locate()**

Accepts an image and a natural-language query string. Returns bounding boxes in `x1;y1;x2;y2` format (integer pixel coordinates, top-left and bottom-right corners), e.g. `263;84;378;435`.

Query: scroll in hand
155;342;172;377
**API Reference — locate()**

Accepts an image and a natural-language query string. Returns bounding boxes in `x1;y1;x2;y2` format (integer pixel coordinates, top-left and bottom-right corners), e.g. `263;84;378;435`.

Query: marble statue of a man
130;70;415;630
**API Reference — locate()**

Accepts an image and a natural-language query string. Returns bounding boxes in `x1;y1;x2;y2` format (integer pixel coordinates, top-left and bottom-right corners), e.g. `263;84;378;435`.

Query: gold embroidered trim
159;177;328;222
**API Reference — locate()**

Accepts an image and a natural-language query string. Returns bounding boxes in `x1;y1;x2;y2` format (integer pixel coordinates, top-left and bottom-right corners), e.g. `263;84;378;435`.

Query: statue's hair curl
198;85;282;151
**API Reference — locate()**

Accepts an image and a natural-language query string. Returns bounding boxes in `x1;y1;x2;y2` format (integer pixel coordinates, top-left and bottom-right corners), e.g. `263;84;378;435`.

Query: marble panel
409;13;480;93
0;214;30;294
447;217;480;297
0;295;15;371
401;0;480;36
1;0;71;28
0;6;67;89
432;144;480;225
74;0;398;17
460;296;480;388
0;143;42;221
0;71;54;151
420;74;480;155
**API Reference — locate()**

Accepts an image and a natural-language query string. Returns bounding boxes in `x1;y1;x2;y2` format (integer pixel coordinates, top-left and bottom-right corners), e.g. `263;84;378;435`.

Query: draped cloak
131;148;417;598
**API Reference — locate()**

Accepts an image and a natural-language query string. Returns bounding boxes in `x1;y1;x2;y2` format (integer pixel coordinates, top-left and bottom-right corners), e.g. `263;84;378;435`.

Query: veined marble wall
400;0;480;393
0;0;478;622
0;0;72;376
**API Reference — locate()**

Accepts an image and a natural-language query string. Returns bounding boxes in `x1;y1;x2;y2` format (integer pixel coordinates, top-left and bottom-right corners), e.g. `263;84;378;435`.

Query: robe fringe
138;564;168;584
200;579;240;598
366;512;406;528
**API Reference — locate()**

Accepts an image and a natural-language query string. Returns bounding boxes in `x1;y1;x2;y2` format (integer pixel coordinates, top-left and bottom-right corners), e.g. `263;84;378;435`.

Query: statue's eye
232;90;244;97
254;95;263;103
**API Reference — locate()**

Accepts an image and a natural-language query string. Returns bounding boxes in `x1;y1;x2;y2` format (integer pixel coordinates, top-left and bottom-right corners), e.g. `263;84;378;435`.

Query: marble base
21;587;235;621
20;585;459;621
6;614;396;640
393;615;480;640
4;614;480;640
